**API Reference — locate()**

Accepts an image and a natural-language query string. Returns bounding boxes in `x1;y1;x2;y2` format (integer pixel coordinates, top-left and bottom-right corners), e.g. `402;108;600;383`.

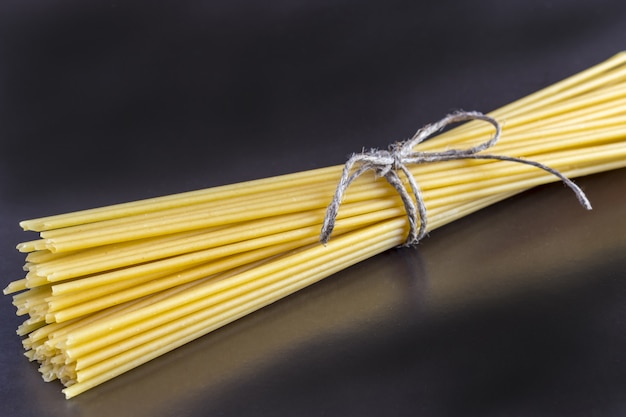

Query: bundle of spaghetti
5;52;626;399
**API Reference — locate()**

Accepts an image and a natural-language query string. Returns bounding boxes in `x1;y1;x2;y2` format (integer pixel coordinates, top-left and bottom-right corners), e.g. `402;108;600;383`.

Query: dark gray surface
1;2;626;416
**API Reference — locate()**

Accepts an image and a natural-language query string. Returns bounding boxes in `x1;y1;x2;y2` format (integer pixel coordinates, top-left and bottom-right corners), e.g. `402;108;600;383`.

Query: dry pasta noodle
5;52;626;399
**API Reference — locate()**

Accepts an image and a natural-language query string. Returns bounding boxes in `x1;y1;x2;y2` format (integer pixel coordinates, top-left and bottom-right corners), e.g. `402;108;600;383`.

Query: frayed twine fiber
320;111;592;246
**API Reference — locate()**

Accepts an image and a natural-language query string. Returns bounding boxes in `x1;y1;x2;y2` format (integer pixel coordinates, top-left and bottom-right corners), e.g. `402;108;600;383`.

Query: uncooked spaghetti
5;52;626;399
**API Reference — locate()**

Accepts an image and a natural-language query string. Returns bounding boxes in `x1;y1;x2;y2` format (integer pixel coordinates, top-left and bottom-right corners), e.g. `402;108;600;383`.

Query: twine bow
320;111;592;246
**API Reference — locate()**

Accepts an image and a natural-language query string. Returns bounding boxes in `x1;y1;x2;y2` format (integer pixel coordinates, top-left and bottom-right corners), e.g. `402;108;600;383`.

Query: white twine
320;111;592;246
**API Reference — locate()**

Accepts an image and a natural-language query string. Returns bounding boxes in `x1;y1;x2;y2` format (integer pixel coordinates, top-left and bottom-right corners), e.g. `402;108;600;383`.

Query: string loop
320;111;592;246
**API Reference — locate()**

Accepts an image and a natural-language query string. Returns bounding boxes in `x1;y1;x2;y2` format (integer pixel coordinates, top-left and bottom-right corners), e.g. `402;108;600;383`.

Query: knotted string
320;111;592;246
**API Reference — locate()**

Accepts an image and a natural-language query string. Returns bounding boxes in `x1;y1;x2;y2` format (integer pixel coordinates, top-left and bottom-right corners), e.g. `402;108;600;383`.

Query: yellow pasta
4;52;626;399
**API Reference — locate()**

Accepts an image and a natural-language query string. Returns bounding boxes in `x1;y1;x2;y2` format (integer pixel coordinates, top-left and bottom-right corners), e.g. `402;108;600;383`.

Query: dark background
1;1;626;416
